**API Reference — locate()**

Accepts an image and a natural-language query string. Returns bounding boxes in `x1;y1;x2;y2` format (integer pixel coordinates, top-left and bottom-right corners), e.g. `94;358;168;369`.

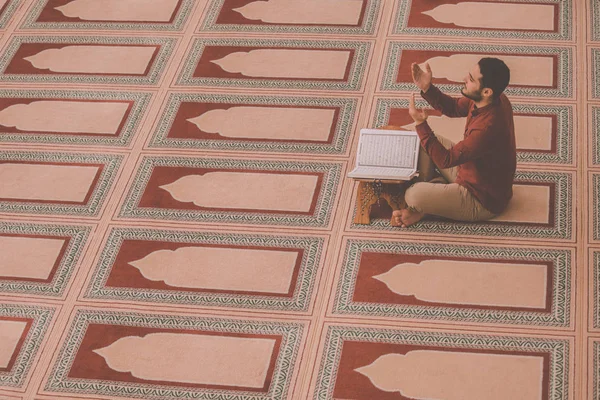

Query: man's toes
399;208;424;227
391;210;407;227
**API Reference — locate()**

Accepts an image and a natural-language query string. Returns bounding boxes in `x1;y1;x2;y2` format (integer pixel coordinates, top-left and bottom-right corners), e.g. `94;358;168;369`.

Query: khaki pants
405;135;497;222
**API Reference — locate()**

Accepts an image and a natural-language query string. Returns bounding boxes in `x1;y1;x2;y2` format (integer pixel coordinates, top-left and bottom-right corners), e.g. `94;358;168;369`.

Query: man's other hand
408;93;428;125
411;62;432;92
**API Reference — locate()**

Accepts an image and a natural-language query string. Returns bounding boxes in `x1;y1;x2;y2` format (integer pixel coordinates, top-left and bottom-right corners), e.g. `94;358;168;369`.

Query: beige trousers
405;135;497;222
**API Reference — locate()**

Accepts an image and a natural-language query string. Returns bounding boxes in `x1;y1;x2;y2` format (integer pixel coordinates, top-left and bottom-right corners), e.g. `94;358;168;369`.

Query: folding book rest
352;125;436;225
353;179;410;225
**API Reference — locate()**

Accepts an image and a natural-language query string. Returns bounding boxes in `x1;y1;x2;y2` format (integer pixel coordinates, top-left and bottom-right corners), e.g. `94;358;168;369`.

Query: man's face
461;64;484;101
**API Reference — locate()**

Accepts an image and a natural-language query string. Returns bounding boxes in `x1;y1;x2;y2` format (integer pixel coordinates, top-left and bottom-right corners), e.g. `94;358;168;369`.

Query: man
391;57;516;228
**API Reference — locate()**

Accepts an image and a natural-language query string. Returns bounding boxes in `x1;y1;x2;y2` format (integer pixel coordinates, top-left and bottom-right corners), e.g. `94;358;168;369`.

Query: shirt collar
471;98;497;117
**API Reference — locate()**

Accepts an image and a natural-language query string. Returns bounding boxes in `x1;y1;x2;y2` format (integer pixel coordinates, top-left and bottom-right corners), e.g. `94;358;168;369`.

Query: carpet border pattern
333;239;571;327
149;92;357;154
118;156;342;228
381;42;573;99
373;98;574;165
0;36;176;86
0;222;90;297
393;0;572;41
350;171;573;241
314;325;570;400
0;0;20;30
199;0;381;35
0;151;123;217
0;303;55;388
84;227;324;312
176;38;371;91
44;309;304;399
0;89;151;146
20;0;196;31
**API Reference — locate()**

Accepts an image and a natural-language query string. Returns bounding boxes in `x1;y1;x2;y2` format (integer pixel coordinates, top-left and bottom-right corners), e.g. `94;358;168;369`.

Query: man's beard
461;87;483;102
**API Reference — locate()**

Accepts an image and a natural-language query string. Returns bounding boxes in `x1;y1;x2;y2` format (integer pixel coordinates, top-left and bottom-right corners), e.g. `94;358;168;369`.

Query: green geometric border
592;0;600;41
351;170;573;240
149;93;357;154
199;0;381;35
373;98;573;165
394;0;572;41
594;341;600;400
381;42;573;99
85;227;324;312
0;303;55;388
0;0;20;30
119;156;342;228
0;89;151;146
593;174;600;241
594;251;600;328
176;38;371;91
314;325;569;400
20;0;195;31
334;240;571;327
0;222;90;297
0;151;123;217
45;310;304;399
593;50;600;99
593;107;600;165
0;36;176;85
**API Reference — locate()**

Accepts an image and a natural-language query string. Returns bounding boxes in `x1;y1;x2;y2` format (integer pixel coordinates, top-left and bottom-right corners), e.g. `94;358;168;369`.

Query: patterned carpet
0;0;592;399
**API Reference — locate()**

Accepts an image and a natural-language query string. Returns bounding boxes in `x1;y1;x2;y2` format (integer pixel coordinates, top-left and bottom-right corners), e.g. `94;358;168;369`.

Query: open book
348;128;420;181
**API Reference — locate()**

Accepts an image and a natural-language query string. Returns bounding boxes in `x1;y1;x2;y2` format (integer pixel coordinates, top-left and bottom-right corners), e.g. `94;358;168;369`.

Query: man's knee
404;183;429;208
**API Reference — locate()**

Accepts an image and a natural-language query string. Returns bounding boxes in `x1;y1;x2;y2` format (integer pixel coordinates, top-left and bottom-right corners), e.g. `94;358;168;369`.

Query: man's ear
482;87;494;99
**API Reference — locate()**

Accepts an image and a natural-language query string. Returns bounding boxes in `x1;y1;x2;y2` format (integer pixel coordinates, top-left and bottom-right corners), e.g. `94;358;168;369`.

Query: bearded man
392;57;516;227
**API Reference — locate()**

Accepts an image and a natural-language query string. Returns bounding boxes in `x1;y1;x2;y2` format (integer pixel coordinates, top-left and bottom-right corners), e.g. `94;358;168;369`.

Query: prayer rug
21;0;195;31
0;150;122;217
175;38;371;91
310;325;572;399
149;93;358;155
0;222;90;297
350;170;575;242
199;0;381;35
373;98;574;166
0;302;55;389
0;36;176;86
42;309;305;399
392;0;572;41
0;90;151;146
381;42;573;99
83;226;326;312
118;156;343;228
331;238;573;328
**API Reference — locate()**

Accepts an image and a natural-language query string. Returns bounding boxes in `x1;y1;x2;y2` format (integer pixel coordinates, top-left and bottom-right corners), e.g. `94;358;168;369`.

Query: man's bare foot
390;210;403;227
390;208;425;228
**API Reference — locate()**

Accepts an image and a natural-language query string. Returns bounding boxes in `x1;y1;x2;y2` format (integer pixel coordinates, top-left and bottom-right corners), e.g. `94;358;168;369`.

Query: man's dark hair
478;57;510;99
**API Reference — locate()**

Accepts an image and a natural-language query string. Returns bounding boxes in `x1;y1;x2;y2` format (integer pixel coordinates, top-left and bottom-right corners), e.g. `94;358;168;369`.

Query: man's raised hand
411;62;432;92
408;93;427;125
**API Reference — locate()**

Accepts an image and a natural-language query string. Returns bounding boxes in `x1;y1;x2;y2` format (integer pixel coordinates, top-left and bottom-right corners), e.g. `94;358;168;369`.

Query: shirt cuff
415;121;433;139
420;84;439;102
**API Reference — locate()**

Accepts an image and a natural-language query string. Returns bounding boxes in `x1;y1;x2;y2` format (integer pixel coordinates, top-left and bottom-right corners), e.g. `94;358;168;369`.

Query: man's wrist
421;84;431;94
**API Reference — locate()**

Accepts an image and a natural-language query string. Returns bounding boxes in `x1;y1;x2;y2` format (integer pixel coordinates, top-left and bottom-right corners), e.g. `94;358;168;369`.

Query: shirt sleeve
421;85;471;118
415;121;494;169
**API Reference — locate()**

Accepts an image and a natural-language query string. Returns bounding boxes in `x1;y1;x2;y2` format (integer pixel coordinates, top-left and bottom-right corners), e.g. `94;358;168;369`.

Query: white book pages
348;129;420;180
